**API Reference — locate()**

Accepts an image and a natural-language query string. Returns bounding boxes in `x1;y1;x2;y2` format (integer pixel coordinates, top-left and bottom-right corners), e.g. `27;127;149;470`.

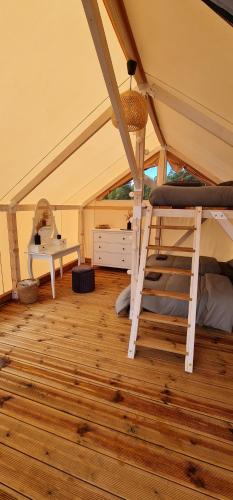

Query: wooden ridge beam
82;0;139;189
103;0;166;147
10;108;112;207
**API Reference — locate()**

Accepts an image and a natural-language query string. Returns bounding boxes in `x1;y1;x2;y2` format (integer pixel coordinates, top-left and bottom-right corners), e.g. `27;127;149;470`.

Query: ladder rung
148;245;194;253
150;225;195;230
137;336;187;355
145;266;192;276
142;289;191;301
139;311;189;327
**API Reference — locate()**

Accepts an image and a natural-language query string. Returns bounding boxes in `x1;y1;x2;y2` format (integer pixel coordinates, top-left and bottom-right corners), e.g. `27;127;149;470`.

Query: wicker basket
17;279;38;304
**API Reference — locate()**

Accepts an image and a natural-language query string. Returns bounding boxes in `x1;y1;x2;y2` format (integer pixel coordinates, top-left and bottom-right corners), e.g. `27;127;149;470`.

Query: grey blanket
116;257;233;332
149;185;233;207
142;272;233;332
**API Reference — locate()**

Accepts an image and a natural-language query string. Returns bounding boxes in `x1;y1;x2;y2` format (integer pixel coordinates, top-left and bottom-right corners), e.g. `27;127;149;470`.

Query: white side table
27;244;80;299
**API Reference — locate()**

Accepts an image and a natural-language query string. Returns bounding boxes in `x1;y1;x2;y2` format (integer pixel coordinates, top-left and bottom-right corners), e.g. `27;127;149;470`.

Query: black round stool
72;265;95;293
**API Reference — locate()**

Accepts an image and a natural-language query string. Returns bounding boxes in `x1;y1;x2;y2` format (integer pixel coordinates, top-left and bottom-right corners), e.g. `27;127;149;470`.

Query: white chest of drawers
92;229;132;269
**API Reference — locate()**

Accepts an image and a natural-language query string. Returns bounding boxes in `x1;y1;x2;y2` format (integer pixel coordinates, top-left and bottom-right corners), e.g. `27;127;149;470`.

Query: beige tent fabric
154;102;232;182
0;0;128;204
124;0;233;182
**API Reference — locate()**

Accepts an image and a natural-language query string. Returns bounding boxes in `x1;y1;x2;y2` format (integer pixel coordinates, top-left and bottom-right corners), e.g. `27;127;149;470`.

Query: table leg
77;247;81;267
28;255;33;278
59;257;63;278
49;257;56;299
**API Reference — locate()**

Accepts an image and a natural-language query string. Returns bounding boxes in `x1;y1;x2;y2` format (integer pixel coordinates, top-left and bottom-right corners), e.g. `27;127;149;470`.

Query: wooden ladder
128;205;202;373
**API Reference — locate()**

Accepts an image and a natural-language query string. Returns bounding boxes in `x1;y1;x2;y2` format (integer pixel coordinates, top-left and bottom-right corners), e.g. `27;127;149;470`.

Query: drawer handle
98;257;102;260
122;247;125;251
98;236;102;239
122;259;125;262
98;245;101;249
123;237;125;240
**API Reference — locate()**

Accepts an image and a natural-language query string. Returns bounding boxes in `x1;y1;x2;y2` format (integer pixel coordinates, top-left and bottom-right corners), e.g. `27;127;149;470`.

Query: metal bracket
209;211;227;220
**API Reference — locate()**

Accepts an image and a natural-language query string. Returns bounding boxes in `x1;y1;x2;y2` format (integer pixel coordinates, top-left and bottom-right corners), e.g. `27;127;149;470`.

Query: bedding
149;185;233;207
116;255;233;332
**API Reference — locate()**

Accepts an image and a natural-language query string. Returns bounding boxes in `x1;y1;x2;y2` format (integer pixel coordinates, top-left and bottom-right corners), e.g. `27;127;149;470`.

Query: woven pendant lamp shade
112;89;148;132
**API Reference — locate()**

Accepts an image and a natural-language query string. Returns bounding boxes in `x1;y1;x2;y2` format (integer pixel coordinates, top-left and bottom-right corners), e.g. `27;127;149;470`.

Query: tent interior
0;1;233;499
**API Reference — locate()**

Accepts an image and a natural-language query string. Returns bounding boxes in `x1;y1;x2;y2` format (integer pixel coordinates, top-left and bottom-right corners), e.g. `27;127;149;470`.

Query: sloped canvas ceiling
1;0;159;204
0;0;232;205
124;0;233;182
154;102;232;182
21;116;158;205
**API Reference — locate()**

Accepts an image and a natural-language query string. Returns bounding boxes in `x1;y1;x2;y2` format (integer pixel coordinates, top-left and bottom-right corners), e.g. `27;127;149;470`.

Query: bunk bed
117;184;233;373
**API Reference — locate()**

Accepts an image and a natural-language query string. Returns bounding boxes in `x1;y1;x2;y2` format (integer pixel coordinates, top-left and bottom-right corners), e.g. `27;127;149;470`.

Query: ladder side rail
128;206;152;358
130;203;142;319
185;206;202;373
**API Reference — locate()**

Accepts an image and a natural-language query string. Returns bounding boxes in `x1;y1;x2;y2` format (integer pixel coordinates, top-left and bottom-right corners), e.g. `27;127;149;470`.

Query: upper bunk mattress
149;185;233;207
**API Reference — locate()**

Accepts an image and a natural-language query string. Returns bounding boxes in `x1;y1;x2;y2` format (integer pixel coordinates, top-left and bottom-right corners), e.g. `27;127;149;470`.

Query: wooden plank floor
0;268;233;499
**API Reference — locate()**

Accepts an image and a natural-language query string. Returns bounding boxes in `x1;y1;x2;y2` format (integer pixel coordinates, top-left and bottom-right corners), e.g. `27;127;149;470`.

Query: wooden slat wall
0;269;233;499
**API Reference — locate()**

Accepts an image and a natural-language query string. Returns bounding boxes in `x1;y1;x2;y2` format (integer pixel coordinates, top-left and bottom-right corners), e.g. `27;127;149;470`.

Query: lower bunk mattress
115;256;233;332
149;185;233;207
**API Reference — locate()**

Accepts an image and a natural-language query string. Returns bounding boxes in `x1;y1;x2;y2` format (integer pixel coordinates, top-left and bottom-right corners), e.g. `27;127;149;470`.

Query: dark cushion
155;254;167;261
145;272;162;281
219;262;233;285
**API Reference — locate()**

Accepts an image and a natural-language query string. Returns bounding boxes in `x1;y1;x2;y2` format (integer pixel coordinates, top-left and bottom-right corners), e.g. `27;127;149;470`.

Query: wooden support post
81;0;139;188
155;148;167;250
130;129;145;319
78;208;85;263
7;212;21;297
157;148;167;186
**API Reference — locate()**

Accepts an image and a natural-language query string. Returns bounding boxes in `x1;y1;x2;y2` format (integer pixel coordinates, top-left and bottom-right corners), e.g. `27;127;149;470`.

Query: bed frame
128;206;233;373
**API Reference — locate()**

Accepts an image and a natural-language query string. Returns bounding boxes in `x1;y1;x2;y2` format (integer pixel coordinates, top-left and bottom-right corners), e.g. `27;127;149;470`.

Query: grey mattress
149;185;233;207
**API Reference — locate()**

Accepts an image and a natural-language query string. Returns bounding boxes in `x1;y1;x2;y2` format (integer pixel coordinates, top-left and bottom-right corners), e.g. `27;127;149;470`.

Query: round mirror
34;199;54;244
